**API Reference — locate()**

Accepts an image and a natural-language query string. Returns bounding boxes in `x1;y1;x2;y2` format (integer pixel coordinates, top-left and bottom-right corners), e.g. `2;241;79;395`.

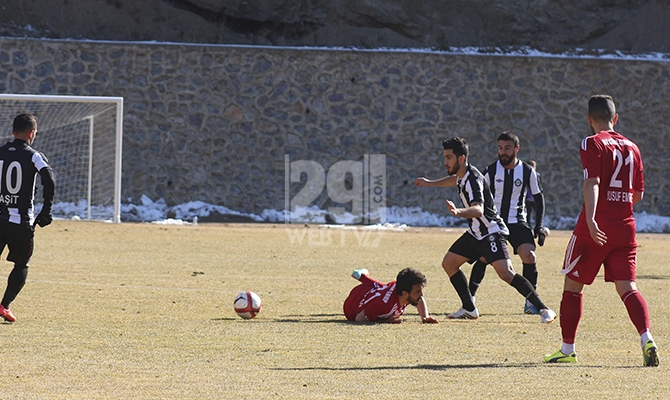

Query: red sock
560;291;583;344
621;290;651;335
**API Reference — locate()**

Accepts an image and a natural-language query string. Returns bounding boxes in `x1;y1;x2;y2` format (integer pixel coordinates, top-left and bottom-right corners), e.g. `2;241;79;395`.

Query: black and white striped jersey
0;139;53;226
457;164;509;240
483;159;542;225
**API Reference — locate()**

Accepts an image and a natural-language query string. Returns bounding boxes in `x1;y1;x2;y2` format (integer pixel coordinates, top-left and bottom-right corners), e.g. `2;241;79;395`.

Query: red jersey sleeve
580;135;602;180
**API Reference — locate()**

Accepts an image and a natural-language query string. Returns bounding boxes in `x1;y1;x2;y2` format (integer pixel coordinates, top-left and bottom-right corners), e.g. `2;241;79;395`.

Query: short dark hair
588;95;616;123
442;137;469;159
395;268;426;296
13;113;37;134
497;131;519;147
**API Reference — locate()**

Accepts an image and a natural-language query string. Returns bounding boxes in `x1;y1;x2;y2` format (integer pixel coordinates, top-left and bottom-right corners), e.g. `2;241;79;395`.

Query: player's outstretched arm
417;297;439;324
447;201;483;219
414;175;457;188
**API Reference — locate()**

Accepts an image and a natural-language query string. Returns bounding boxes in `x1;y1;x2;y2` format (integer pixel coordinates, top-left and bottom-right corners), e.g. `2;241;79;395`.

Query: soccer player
0;114;55;322
415;137;555;323
544;95;659;366
468;132;549;315
343;267;439;323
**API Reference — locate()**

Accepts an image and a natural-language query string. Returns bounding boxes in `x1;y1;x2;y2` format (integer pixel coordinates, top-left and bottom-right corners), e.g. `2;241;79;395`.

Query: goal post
0;94;123;223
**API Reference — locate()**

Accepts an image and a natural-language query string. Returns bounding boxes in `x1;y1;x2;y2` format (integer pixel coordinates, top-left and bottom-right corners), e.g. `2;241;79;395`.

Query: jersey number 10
0;160;23;194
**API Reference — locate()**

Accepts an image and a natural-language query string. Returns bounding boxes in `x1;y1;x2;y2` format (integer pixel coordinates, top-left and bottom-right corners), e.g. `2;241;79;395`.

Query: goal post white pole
114;99;123;224
0;94;124;223
85;115;94;221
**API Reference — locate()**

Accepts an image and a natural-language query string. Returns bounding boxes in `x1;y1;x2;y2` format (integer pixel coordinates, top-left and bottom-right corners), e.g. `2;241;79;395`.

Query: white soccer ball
233;291;262;319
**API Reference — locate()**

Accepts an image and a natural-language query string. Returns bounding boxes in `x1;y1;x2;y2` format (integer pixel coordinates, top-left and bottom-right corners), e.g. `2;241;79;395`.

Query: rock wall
1;38;669;221
2;0;670;54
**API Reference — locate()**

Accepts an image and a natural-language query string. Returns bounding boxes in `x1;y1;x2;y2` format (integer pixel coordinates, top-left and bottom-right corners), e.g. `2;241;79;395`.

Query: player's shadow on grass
275;313;346;323
211;314;347;323
273;363;540;371
273;314;450;324
637;275;670;280
272;363;627;371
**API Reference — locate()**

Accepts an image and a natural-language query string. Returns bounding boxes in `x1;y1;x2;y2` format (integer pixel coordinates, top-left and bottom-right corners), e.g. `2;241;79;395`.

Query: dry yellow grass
0;221;666;399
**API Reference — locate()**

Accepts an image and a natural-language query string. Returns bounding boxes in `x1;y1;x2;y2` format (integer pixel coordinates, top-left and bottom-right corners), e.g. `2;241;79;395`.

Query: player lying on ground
343;267;439;324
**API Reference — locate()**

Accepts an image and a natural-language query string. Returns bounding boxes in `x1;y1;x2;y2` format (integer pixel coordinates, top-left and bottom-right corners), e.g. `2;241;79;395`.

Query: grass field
0;221;667;399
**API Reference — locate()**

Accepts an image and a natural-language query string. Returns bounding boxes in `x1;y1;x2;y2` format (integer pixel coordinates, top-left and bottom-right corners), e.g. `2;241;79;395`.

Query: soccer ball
233;291;262;319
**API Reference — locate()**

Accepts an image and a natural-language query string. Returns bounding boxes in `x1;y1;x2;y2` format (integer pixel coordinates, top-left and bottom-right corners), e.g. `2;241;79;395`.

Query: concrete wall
1;38;669;221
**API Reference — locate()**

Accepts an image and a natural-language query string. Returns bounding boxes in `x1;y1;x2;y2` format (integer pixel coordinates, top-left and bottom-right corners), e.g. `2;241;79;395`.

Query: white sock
561;342;575;355
640;330;653;347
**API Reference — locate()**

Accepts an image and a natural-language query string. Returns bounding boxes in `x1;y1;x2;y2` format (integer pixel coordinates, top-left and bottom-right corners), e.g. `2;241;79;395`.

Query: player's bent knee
441;262;459;276
491;262;515;283
441;255;463;277
499;272;515;284
517;245;536;262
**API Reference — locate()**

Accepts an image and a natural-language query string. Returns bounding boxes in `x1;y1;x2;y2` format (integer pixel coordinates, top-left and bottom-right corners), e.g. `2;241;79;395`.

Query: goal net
0;94;123;223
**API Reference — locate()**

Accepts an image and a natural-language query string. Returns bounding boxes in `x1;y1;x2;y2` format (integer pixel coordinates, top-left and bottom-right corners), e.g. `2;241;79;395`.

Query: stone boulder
0;0;669;52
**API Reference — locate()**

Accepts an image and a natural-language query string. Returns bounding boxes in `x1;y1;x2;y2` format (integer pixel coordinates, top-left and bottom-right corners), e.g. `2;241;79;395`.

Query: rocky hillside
1;0;669;53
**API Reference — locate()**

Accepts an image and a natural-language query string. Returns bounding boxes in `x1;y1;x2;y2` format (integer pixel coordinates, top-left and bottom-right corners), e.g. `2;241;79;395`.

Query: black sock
522;263;538;288
469;260;487;296
450;270;475;311
510;273;546;310
2;265;28;308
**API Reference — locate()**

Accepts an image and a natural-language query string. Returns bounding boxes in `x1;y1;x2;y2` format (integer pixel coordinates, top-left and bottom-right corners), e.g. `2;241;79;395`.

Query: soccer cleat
524;300;539;315
643;340;660;367
544;349;577;363
351;268;369;281
447;307;479;320
539;308;556;324
0;305;16;323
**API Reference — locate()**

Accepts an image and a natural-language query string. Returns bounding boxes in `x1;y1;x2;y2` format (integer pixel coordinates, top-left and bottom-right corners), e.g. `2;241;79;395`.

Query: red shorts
343;275;383;321
343;284;368;321
561;233;637;284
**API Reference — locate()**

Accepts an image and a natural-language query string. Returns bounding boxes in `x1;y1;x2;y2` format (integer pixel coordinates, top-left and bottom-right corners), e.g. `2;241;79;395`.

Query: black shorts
449;232;510;264
0;220;34;266
506;223;535;254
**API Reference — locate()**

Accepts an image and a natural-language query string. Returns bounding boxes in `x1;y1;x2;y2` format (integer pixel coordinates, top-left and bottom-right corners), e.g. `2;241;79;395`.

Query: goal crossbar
0;94;123;223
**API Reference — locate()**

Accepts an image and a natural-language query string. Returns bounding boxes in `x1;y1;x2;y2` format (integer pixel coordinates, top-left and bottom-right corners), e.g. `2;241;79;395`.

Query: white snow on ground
49;195;670;233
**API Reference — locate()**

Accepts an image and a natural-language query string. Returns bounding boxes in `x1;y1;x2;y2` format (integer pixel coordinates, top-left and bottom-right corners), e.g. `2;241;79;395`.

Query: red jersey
343;275;406;322
574;130;644;245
